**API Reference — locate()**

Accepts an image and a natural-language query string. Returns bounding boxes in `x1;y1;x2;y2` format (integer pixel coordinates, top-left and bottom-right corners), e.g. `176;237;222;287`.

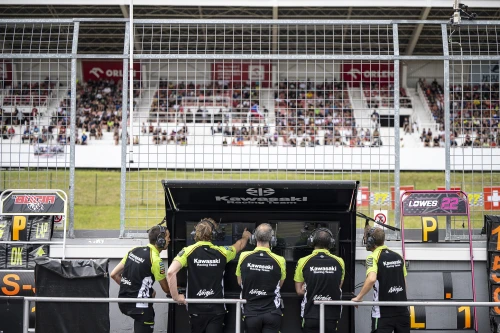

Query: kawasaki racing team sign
216;187;307;205
402;192;468;216
164;181;358;212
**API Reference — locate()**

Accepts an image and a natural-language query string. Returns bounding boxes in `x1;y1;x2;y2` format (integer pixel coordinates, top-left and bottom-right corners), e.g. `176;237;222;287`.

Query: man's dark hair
314;230;332;249
255;223;273;243
148;225;162;245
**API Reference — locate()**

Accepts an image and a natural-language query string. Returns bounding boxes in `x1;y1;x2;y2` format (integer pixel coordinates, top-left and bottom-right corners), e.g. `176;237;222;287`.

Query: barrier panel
315;300;497;333
21;297;246;333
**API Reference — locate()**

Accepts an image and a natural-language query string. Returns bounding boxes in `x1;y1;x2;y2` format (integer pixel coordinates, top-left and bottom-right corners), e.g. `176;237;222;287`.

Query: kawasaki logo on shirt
382;260;402;268
193;258;221;267
310;266;337;273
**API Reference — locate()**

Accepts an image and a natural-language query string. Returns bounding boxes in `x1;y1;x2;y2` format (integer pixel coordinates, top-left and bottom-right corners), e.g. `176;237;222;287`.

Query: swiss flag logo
484;187;500;210
357;187;370;207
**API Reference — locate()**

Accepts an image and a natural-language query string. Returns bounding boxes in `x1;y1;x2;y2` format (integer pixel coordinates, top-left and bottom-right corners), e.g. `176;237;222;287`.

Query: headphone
307;227;335;249
155;225;168;249
365;227;377;251
249;225;277;248
190;218;226;241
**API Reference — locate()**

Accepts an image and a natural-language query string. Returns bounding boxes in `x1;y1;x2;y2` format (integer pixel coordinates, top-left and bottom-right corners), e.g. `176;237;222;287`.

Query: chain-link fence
0;19;498;237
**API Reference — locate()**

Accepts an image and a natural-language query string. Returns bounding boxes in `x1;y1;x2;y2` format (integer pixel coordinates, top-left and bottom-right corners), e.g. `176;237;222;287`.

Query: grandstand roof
0;4;498;55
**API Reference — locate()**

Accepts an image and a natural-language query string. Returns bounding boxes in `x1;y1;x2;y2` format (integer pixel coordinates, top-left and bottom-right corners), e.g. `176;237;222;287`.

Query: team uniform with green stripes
366;245;409;333
294;249;345;333
118;244;166;333
173;241;237;333
236;247;286;333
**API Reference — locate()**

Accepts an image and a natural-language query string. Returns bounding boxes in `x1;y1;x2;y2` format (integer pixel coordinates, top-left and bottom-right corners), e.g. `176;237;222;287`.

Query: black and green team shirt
294;249;345;320
236;247;286;316
366;245;408;318
174;241;237;315
119;244;166;308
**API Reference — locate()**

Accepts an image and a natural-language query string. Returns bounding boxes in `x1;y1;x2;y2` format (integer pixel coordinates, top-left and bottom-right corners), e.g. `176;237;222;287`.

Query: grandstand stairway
408;88;437;129
259;88;275;124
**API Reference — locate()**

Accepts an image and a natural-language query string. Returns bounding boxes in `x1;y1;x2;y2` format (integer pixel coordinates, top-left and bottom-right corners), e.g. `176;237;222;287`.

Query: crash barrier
314;300;498;333
21;297;246;333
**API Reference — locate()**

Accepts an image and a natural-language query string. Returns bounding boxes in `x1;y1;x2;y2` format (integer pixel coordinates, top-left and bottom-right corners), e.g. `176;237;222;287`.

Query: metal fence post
68;21;80;239
236;301;242;332
442;23;452;241
319;302;325;333
22;298;29;333
393;24;401;233
120;21;131;238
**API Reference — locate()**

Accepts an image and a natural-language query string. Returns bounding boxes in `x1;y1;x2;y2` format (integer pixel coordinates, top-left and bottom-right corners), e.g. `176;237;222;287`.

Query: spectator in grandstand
111;225;171;333
352;227;409;333
81;131;88;145
167;218;251;333
7;126;15;140
294;228;344;333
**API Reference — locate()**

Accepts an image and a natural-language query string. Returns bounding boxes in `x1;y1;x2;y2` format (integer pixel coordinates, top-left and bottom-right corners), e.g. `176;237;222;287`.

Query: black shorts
244;312;282;333
302;318;338;333
119;303;155;333
189;313;225;333
371;315;410;333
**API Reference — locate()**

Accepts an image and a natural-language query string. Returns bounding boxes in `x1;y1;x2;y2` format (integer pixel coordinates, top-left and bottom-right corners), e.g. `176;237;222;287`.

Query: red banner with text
0;61;13;85
342;63;394;87
211;62;271;88
82;61;141;81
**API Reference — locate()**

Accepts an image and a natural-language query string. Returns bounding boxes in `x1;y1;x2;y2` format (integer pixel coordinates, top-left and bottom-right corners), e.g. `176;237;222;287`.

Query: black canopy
162;180;358;212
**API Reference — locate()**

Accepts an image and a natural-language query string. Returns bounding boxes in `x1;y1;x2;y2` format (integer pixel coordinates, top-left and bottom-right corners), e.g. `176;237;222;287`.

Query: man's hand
151;290;156;298
242;228;251;240
174;294;187;305
351;295;363;302
351;295;362;309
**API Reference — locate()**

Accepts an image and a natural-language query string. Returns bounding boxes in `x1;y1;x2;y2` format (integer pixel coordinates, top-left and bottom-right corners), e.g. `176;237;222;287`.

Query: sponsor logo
196;289;214;298
121;277;132;286
382;260;402;268
310;266;337;272
313;295;332;301
246;188;275;196
14;195;56;213
388;286;404;294
249;289;267;296
247;263;274;270
89;67;104;78
215;196;307;205
408;200;438;207
194;258;221;265
128;252;145;264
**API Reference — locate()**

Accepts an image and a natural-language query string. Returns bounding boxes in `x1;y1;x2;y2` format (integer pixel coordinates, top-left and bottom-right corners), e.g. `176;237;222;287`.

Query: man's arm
158;278;170;295
110;262;124;285
237;276;242;287
232;228;251;253
339;279;344;289
295;282;305;296
167;260;186;304
351;272;377;302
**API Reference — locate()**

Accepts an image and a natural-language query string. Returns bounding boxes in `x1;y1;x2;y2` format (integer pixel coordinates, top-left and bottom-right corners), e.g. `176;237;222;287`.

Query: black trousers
189;313;225;333
244;312;282;333
302;318;338;333
119;304;155;333
371;315;410;333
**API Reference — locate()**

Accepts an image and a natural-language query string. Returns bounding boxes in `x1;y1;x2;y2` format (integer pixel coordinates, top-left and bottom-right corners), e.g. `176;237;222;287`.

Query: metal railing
314;300;499;333
22;296;246;333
